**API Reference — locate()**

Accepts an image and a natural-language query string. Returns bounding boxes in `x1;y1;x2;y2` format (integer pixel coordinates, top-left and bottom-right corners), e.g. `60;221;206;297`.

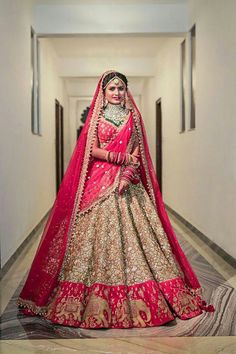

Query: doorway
156;98;162;193
55;99;64;194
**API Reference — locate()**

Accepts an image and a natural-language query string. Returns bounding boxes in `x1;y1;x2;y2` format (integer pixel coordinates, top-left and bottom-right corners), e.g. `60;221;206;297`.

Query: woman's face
104;78;126;105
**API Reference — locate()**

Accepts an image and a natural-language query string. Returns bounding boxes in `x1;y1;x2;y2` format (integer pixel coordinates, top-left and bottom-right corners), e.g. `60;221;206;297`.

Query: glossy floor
1;212;236;353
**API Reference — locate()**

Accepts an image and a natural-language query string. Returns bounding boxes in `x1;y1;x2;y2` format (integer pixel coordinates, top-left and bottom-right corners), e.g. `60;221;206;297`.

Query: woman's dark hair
102;71;128;91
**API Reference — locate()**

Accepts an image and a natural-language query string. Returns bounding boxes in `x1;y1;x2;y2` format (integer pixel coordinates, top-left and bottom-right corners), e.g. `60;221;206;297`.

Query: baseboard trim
0;209;51;280
2;204;235;279
165;203;236;269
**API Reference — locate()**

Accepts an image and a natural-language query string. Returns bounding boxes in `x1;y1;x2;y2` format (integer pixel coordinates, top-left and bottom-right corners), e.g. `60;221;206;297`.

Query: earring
122;95;126;108
103;97;108;108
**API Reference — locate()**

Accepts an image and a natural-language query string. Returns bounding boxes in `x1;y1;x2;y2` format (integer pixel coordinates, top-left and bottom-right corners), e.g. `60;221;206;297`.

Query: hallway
1;0;236;353
1;213;236;354
1;212;236;352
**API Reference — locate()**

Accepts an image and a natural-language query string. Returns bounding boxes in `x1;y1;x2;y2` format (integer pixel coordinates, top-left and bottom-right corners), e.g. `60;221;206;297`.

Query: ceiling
47;36;173;58
35;0;188;5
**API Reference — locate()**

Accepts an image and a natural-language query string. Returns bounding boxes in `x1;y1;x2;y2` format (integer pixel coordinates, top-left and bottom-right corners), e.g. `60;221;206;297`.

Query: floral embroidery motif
83;293;112;327
41;183;203;328
46;280;177;328
44;276;201;328
59;183;181;286
17;72;208;328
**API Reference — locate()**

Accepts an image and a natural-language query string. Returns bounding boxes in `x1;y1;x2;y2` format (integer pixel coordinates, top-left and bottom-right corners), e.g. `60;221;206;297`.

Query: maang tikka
103;75;126;90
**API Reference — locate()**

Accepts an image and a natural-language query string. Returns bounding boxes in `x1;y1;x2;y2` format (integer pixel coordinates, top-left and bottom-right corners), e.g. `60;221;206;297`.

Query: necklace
104;103;129;127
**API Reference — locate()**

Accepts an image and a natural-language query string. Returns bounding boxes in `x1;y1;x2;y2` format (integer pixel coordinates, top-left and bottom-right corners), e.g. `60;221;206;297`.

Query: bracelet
105;151;110;162
106;151;139;166
105;151;108;161
121;166;136;182
122;177;132;183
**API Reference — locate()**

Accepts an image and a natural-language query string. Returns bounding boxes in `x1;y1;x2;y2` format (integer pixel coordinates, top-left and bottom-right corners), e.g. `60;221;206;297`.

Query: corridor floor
1;211;236;354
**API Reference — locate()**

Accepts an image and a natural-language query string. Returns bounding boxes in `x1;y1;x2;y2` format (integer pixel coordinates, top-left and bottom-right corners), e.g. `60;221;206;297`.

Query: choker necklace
104;103;129;127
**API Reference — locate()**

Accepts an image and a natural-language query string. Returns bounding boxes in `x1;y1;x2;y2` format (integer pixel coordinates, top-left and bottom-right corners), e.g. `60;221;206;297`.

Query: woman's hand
128;150;140;166
118;179;130;195
130;153;140;166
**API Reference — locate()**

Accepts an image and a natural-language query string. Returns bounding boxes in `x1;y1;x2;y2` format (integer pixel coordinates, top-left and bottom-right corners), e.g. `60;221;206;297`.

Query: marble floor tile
1;213;236;342
0;230;42;315
169;214;236;288
0;337;236;354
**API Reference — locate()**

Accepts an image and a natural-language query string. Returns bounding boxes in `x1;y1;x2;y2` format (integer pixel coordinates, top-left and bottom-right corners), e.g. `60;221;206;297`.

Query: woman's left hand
118;179;130;195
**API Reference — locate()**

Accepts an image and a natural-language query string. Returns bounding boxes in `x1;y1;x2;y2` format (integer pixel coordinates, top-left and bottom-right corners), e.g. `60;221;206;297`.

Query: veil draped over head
18;70;201;314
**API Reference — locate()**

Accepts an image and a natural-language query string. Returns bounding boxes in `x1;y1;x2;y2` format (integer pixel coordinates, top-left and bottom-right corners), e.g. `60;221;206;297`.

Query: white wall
0;1;66;267
185;0;236;258
34;2;188;35
141;77;157;163
39;38;68;199
144;1;236;258
57;57;156;78
1;0;235;266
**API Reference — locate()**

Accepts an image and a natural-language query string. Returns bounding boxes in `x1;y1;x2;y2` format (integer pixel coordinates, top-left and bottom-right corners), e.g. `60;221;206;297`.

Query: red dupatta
128;92;201;290
18;70;203;315
80;113;134;213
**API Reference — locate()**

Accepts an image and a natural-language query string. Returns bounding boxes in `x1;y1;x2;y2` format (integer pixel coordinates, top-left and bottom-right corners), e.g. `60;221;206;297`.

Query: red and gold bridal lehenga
17;71;214;328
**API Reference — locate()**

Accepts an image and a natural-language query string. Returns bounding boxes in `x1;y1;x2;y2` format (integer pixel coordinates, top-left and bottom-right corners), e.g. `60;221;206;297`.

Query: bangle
118;152;122;164
121;176;131;183
124;154;129;165
105;151;109;162
105;151;108;161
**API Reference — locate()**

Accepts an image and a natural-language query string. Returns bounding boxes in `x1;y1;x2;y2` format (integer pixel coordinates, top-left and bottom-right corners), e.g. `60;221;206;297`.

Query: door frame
55;99;64;194
156;98;162;193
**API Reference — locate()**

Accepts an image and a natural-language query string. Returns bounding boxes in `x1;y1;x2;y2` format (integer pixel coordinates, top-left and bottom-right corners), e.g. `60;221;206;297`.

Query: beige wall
185;0;236;258
34;1;188;35
141;77;156;162
143;1;236;258
39;38;68;194
1;0;235;267
0;2;66;267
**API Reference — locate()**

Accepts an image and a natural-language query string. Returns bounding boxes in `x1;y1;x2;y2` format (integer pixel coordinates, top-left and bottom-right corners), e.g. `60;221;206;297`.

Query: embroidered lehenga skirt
44;182;202;328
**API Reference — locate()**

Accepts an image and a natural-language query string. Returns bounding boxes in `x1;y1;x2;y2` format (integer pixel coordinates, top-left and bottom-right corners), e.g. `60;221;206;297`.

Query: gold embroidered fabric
59;182;182;287
45;280;177;328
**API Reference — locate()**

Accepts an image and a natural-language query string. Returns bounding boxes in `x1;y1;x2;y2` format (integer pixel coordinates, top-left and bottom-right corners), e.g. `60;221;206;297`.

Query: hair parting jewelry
103;75;127;90
102;72;128;91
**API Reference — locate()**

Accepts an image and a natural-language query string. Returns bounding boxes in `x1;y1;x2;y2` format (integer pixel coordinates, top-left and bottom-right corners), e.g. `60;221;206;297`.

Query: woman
17;70;214;328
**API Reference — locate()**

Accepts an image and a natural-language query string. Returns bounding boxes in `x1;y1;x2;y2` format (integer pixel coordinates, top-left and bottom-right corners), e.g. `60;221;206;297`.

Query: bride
18;70;214;328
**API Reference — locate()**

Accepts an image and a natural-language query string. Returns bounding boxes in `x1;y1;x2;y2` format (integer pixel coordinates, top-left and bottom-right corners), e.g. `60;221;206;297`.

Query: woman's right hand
130;153;140;166
118;179;130;195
